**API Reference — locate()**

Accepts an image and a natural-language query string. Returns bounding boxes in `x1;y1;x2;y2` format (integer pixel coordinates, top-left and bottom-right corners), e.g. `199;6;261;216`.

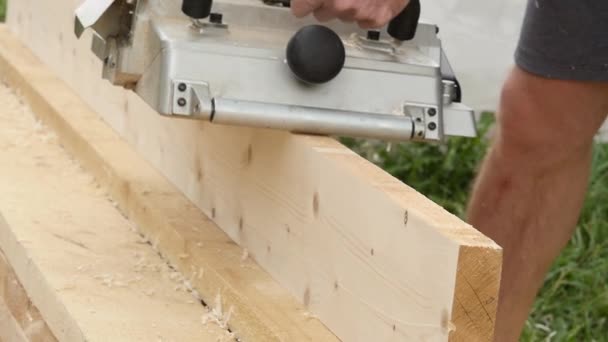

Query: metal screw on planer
177;98;187;107
428;122;437;131
427;108;437;116
178;83;187;92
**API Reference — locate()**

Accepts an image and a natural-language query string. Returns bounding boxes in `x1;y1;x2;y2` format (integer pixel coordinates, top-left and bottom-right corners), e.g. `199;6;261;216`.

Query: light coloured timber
3;1;502;338
0;27;338;342
0;251;58;342
0;81;235;342
0;298;30;342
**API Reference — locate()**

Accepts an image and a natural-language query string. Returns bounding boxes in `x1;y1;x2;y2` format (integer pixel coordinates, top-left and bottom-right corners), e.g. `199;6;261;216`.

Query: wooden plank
0;80;236;342
3;1;503;339
0;252;58;342
0;299;30;342
0;27;338;342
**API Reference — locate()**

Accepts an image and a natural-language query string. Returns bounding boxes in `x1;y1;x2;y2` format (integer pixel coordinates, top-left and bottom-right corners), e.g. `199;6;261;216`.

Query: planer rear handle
388;0;421;41
181;0;421;42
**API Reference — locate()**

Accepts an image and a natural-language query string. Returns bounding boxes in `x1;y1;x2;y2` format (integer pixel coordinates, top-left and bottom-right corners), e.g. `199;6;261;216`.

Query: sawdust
0;81;237;341
240;248;249;262
448;321;457;333
201;292;234;332
93;274;131;288
302;311;319;320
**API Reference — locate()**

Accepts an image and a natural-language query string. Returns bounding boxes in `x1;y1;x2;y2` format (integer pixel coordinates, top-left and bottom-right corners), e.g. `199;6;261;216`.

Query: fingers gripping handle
387;0;421;41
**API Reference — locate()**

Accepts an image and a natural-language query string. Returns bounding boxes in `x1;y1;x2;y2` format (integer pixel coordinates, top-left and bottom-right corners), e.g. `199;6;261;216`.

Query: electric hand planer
73;0;477;142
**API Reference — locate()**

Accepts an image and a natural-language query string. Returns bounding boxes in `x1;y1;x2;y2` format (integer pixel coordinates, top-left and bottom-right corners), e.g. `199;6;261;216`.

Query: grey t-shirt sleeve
515;0;608;81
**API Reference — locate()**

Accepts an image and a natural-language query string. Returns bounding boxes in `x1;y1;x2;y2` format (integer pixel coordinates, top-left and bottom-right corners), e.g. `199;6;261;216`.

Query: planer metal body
74;0;477;142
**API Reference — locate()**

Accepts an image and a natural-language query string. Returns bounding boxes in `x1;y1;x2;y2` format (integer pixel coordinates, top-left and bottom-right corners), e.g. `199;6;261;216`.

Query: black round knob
286;25;346;84
182;0;212;19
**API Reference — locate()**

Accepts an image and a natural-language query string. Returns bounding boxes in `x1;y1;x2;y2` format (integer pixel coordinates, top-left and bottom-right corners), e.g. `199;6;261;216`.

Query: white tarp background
422;0;608;136
421;0;527;112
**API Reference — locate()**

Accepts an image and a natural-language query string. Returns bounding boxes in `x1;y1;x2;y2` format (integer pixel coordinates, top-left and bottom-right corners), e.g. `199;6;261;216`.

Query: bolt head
428;122;437;131
178;83;187;92
177;98;187;107
427;108;437;116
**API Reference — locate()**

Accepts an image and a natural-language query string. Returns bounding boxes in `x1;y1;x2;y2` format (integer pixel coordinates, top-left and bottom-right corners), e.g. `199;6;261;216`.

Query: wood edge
0;25;338;342
1;21;503;341
0;299;29;342
0;212;86;342
449;244;502;341
303;136;501;250
0;249;58;342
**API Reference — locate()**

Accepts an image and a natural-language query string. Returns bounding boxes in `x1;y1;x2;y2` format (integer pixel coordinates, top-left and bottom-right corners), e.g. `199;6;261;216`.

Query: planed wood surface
0;80;236;342
3;0;502;338
0;27;338;342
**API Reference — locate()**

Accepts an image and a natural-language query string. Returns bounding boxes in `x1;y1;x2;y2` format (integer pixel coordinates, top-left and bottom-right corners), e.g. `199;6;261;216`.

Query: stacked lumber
0;81;236;341
0;0;502;339
0;251;57;342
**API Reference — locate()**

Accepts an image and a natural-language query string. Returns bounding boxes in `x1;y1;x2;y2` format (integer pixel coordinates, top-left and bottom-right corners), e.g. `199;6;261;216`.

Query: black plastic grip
182;0;213;19
387;0;421;41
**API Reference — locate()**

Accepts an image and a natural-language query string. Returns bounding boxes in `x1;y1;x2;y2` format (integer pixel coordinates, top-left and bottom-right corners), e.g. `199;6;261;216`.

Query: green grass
521;143;608;342
0;0;5;22
342;113;495;216
344;113;608;341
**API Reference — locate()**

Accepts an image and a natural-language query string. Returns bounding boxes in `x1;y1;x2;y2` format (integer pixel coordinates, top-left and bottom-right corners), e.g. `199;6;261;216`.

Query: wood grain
0;251;58;342
0;79;235;342
0;26;337;342
3;1;502;337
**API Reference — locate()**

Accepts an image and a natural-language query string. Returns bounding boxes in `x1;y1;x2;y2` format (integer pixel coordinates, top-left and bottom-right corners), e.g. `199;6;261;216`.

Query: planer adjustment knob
286;25;345;84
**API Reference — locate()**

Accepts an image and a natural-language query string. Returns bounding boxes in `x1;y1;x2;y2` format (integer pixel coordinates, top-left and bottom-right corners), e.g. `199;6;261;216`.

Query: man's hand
291;0;410;28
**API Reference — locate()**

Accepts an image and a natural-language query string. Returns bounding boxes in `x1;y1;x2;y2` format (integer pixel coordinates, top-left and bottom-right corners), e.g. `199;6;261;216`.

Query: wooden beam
0;80;236;342
0;27;338;342
0;251;58;342
3;0;503;338
0;299;30;342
